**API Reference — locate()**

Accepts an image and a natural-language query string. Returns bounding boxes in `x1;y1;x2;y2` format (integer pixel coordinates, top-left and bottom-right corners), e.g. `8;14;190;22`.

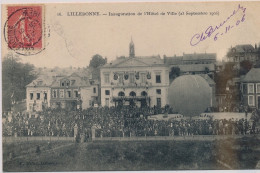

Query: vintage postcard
1;1;260;171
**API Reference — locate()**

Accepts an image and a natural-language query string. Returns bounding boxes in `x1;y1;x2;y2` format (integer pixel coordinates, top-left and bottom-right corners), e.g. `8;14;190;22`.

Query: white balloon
169;75;211;117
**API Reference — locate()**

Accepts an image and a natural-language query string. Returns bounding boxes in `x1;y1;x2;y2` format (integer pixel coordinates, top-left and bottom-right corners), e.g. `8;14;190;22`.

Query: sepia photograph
1;1;260;171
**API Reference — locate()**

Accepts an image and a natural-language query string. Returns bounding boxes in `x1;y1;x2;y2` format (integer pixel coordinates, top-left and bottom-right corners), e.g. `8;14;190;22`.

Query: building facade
164;53;216;79
226;44;260;64
100;40;170;108
164;53;217;65
26;76;52;112
26;73;97;112
240;68;260;110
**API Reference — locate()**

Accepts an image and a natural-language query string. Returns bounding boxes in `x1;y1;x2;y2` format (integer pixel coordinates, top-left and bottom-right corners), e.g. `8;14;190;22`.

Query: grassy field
3;136;260;171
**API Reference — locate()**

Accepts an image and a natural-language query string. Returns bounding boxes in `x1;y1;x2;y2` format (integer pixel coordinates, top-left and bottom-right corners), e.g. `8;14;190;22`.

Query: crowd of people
2;106;260;139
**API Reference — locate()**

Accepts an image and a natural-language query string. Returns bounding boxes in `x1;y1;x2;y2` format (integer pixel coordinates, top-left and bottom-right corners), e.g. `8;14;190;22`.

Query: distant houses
226;44;260;65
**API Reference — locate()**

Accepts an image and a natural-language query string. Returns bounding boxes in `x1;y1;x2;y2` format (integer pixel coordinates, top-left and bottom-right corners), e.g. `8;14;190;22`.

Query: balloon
168;75;211;117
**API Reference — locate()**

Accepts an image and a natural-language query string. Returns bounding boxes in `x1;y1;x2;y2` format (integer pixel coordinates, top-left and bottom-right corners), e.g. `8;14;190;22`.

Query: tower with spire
129;37;135;58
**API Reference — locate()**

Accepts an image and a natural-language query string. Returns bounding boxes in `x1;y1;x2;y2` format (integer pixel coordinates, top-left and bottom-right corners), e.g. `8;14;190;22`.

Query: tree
89;54;107;68
214;62;237;95
204;67;210;74
89;54;107;80
2;53;37;111
239;60;253;75
169;66;180;82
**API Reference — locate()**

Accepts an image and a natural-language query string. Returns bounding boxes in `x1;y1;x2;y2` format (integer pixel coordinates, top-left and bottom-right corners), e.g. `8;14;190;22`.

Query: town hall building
100;39;170;108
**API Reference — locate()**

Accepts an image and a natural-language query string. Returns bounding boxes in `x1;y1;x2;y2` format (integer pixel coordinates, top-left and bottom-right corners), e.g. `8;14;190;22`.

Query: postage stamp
4;5;44;55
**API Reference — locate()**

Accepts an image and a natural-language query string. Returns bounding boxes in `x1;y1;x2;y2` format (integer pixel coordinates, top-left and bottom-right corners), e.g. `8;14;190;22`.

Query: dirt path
72;143;90;170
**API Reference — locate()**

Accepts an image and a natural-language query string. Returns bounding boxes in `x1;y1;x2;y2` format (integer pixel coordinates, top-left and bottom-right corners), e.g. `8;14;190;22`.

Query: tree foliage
214;62;237;94
2;53;37;111
89;54;107;80
89;54;107;68
169;66;180;82
239;60;253;75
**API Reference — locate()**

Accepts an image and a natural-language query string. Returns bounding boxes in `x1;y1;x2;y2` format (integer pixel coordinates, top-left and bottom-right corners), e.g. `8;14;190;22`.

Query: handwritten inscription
190;4;246;46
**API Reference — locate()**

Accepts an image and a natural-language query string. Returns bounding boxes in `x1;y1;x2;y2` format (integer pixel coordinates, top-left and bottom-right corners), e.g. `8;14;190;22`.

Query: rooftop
164;53;217;65
27;74;90;88
183;53;216;61
26;75;54;87
233;44;255;53
241;68;260;82
102;55;167;68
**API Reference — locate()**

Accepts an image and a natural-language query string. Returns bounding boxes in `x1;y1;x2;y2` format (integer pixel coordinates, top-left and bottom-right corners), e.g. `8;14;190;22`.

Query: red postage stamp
6;6;43;52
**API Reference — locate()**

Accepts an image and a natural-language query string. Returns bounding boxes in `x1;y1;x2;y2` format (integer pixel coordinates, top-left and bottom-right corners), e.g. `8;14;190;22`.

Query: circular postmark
4;6;46;56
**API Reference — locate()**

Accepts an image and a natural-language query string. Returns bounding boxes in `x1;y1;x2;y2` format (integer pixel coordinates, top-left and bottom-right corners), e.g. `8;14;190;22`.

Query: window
52;90;57;98
29;104;33;111
30;93;33;100
118;91;125;97
61;82;65;87
257;83;260;93
60;90;64;98
93;87;96;93
119;74;124;84
141;73;146;83
157;98;161;107
44;93;47;100
129;73;135;83
248;95;255;106
104;74;110;84
37;81;43;85
141;91;147;97
156;74;161;83
105;98;109;107
67;91;71;98
105;90;110;95
66;81;70;86
156;89;161;95
243;84;247;94
129;91;136;97
248;84;254;94
89;100;92;106
36;93;40;100
71;80;76;85
74;91;79;98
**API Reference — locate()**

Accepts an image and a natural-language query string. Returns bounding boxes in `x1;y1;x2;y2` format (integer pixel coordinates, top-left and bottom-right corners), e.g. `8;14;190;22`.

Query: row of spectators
2;106;260;138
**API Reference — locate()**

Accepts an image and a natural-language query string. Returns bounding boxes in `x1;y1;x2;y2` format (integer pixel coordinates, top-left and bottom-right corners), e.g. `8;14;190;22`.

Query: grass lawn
3;136;260;171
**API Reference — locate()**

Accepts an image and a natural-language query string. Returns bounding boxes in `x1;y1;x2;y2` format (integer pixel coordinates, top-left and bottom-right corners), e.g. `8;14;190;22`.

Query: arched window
129;91;136;97
118;91;125;97
141;91;147;97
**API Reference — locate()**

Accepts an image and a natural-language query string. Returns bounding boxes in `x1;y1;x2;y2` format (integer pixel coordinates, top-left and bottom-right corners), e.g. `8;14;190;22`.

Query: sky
2;1;260;67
